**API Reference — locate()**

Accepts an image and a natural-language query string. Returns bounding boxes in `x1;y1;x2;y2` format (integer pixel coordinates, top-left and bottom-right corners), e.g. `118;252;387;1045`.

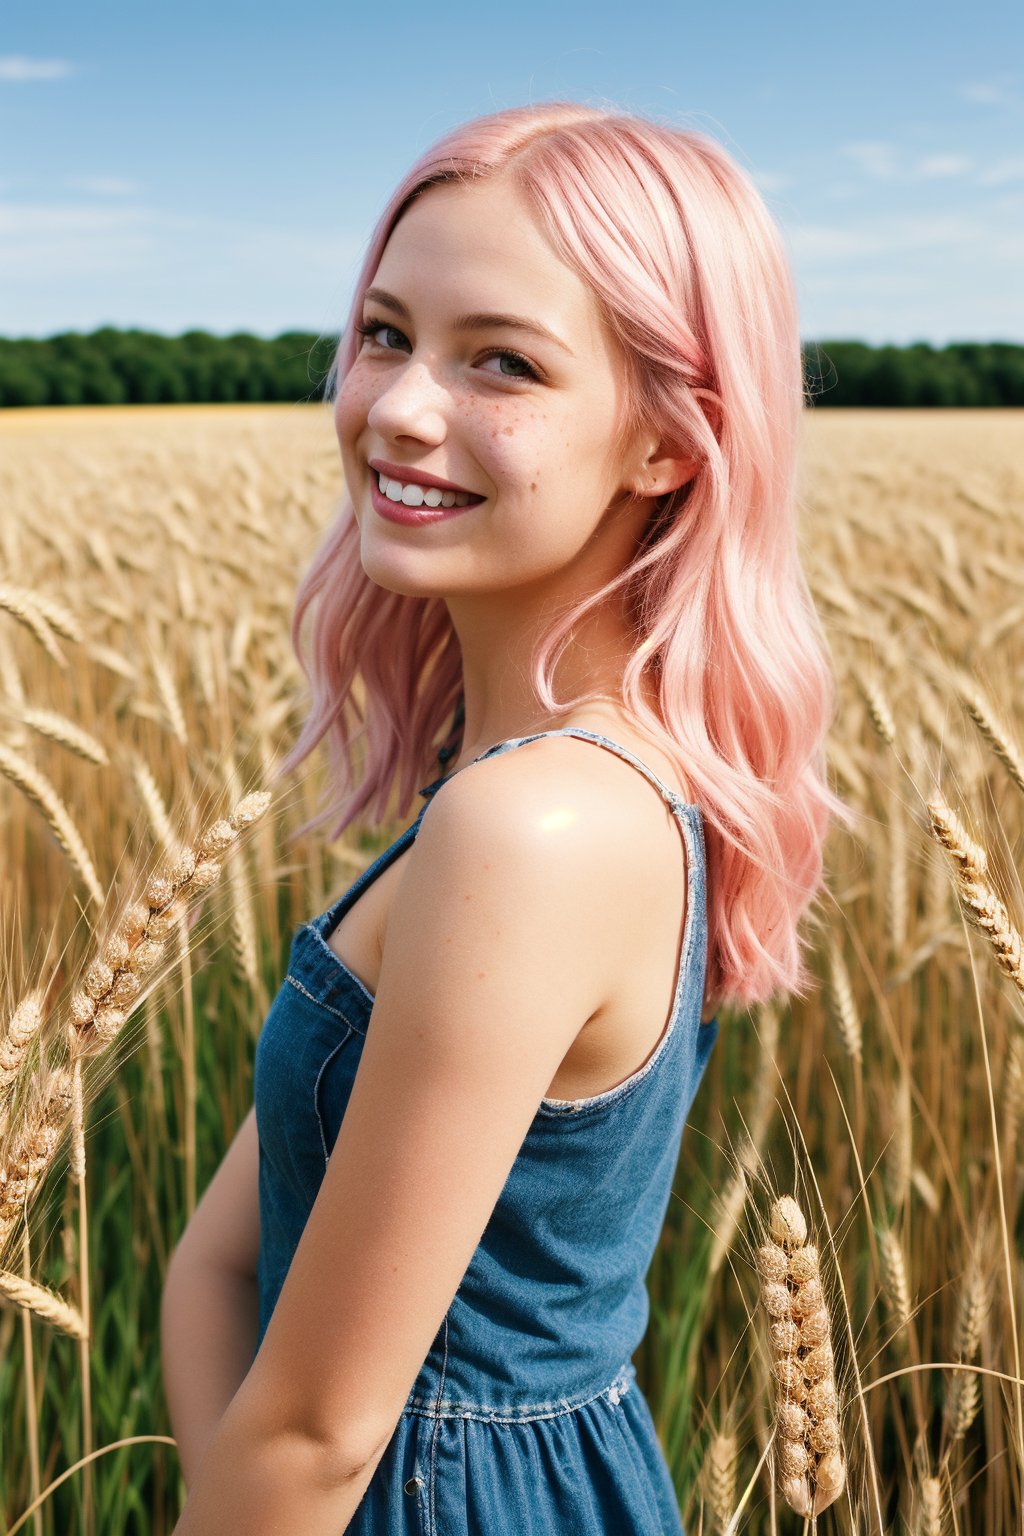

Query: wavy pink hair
273;101;856;1012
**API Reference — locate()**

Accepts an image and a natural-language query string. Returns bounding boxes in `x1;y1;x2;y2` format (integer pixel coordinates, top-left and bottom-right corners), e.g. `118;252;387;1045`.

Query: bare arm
161;1257;259;1487
169;749;627;1534
161;1105;262;1489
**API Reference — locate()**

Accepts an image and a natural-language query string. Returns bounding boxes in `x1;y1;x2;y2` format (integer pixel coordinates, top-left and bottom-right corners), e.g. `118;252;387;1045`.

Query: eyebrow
361;286;575;357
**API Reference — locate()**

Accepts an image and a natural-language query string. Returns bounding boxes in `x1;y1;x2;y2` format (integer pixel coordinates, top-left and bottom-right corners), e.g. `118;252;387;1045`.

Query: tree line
0;328;1021;408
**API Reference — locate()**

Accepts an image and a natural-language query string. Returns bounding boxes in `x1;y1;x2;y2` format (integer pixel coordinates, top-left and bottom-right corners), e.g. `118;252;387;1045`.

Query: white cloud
824;182;861;202
917;155;974;178
0;197;364;336
786;200;1024;341
787;212;1011;264
839;140;900;180
794;207;1024;344
979;156;1024;186
751;169;793;194
67;176;144;198
839;143;1012;188
959;80;1018;107
0;55;76;82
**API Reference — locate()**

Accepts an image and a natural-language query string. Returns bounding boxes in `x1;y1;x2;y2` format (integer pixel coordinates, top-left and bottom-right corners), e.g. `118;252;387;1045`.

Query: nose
366;358;448;446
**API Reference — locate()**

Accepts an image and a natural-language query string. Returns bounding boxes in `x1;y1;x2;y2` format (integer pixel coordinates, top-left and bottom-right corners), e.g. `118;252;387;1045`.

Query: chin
355;549;447;600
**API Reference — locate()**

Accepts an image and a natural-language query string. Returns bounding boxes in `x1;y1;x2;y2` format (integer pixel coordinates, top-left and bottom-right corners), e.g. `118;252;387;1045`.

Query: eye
354;317;541;383
354;318;407;352
477;349;541;382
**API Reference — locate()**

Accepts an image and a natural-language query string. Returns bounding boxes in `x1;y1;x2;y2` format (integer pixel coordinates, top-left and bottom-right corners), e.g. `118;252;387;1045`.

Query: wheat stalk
915;1472;945;1535
888;792;909;957
826;933;863;1065
941;1236;991;1452
927;792;1024;996
0;1065;74;1254
16;590;84;644
755;1194;847;1517
0;584;68;668
1005;1029;1024;1159
858;671;896;747
0;742;104;907
701;1426;738;1534
0;1269;87;1339
149;648;189;747
877;1223;913;1338
883;1072;913;1212
65;789;271;1061
87;642;137;682
0;627;26;709
0;788;272;1261
15;708;110;768
0;993;45;1136
129;755;179;854
955;674;1024;794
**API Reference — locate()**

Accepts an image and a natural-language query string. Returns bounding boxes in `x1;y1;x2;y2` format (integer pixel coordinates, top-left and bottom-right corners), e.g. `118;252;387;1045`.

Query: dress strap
418;726;694;811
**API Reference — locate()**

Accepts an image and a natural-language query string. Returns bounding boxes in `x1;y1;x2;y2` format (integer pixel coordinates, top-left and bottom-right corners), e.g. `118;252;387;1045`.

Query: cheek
473;402;556;485
334;374;375;445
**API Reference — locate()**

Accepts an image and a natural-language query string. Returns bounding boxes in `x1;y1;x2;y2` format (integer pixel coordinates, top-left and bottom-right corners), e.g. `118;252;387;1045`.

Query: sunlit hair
273;100;856;1011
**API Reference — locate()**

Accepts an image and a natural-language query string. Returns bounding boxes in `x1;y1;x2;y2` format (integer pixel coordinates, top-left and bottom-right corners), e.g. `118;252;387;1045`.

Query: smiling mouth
374;470;486;509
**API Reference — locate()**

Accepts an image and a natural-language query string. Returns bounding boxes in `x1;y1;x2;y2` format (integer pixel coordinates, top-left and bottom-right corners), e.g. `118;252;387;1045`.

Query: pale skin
164;172;716;1533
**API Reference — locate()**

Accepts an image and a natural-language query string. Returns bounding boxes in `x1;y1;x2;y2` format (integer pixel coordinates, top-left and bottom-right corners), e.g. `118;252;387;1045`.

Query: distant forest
0;328;1022;408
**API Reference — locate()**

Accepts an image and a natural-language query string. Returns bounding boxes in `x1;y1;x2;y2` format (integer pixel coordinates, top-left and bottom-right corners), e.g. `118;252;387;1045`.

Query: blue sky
2;1;1021;345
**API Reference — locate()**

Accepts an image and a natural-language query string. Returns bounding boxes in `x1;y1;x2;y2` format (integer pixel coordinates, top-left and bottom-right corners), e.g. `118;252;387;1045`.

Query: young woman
162;101;849;1534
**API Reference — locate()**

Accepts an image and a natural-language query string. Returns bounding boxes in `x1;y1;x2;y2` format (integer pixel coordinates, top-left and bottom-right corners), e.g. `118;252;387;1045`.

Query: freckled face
334;176;637;598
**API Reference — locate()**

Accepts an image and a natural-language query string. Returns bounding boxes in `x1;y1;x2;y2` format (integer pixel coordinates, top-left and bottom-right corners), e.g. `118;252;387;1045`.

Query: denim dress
253;727;719;1535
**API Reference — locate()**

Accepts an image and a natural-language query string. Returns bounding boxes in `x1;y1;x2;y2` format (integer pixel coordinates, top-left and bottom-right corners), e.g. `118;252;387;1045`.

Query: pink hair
273;101;856;1012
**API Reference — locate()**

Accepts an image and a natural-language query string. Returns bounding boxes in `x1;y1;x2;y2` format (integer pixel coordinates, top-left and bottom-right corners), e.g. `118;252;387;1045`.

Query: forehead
370;178;608;354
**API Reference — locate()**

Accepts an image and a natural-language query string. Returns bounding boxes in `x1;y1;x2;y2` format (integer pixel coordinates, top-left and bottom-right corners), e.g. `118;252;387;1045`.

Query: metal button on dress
404;1474;425;1495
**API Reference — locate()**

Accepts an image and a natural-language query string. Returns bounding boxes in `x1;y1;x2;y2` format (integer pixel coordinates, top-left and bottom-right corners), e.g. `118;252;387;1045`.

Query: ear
628;438;701;499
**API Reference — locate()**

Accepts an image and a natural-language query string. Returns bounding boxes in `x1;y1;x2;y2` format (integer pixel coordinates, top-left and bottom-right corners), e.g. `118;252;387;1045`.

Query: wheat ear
15;707;110;767
0;993;45;1129
755;1194;847;1517
0;1268;87;1338
955;674;1024;795
0;743;104;907
66;789;272;1060
0;789;271;1257
927;792;1024;996
0;584;68;668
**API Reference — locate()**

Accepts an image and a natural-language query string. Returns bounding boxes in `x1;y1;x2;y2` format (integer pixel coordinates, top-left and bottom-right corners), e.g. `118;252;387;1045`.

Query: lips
369;457;482;497
369;475;480;526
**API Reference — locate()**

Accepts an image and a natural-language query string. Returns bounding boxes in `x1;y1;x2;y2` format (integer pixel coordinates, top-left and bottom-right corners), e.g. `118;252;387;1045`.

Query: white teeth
377;471;476;509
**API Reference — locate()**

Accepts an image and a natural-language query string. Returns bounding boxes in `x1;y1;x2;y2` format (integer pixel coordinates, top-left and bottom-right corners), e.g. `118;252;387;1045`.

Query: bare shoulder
418;729;673;873
401;734;684;1017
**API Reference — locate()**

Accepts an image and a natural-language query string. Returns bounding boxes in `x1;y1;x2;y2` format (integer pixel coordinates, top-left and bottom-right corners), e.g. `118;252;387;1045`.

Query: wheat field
0;403;1022;1534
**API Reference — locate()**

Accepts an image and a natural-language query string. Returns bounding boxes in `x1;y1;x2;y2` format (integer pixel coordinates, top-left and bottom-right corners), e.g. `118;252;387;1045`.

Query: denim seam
535;1067;651;1121
426;1314;451;1535
403;1361;635;1424
313;1034;352;1170
285;971;355;1028
305;919;379;1009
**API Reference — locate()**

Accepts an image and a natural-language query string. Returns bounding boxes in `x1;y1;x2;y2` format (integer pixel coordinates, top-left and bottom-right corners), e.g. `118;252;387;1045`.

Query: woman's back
253;727;719;1534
